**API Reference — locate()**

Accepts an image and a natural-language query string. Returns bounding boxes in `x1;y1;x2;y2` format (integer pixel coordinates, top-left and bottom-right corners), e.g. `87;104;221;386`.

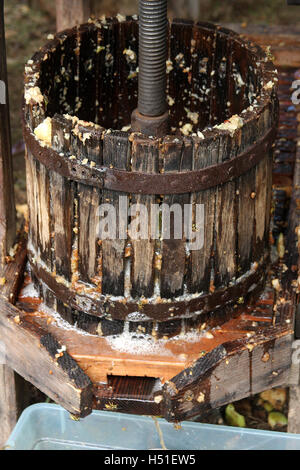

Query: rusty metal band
23;121;277;195
29;251;268;322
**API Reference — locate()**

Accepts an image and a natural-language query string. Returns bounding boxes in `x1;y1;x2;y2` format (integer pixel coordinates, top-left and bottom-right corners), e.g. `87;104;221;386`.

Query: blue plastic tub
5;403;300;450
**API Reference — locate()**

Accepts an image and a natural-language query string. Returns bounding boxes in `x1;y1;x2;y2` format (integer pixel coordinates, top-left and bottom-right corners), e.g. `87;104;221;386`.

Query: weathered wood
102;131;130;296
168;19;193;130
214;134;237;288
0;0;16;270
130;136;159;298
0;365;18;448
162;327;293;422
188;135;218;293
0;1;18;445
50;115;75;282
56;0;91;32
94;376;162;416
288;386;300;433
0;296;93;417
160;136;192;298
0;233;27;305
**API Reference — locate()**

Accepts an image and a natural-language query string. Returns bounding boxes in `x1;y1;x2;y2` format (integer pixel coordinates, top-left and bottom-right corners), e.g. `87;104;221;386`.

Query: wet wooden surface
1;24;300;421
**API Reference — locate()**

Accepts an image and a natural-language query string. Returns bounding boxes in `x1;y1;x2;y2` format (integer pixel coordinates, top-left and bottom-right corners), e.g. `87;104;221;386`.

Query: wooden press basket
23;17;278;340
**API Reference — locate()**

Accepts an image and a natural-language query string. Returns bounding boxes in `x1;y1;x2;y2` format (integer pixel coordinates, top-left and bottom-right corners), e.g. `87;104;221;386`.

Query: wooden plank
0;0;16;270
130;136;159;298
0;296;93;417
189;23;216;130
210;29;232;125
0;365;17;448
160;136;192;298
187;134;218;293
162;330;293;422
288;386;300;433
102;131;130;296
214;133;237;288
77;126;103;286
0;234;27;305
0;1;18;445
75;26;104;287
168;19;193;131
56;0;91;32
50;115;75;281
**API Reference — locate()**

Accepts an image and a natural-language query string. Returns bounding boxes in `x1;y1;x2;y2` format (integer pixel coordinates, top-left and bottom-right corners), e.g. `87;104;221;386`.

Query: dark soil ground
4;0;296;431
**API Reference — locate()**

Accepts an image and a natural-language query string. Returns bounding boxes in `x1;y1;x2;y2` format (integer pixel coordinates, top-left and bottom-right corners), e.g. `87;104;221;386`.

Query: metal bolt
138;0;168;117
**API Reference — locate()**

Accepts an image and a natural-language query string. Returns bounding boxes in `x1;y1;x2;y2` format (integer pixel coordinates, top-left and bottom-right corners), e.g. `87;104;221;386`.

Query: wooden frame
1;0;300;436
0;0;17;447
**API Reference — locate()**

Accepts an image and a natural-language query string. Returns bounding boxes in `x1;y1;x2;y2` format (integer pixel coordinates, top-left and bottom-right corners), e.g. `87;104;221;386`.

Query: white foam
105;329;207;356
19;282;40;299
105;332;174;356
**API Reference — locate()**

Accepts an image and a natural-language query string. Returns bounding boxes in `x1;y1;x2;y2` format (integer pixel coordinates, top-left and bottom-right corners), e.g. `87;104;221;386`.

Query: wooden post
56;0;91;31
0;0;18;448
0;0;16;271
0;366;17;448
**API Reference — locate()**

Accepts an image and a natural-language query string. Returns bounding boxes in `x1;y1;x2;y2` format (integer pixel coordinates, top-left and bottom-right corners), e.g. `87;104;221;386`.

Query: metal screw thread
138;0;168;117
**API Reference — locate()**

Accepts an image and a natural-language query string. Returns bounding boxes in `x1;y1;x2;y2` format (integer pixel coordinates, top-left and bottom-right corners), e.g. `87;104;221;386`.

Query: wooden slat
236;167;256;273
0;0;16;270
77;127;103;286
50;115;75;281
190;23;216;130
0;2;18;444
214;133;237;288
160;136;192;298
168;19;193;130
163;330;293;422
188;135;218;293
210;29;232;125
101;131;130;296
130;136;159;298
0;365;17;448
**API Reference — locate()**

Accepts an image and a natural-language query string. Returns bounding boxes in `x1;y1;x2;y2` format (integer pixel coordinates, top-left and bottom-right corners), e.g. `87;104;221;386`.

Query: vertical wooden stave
214;132;237;289
77;23;99;123
210;29;232;125
96;18;118;129
168;19;193;131
254;104;273;263
131;136;159;299
77;137;103;287
188;134;219;294
190;23;216;131
101;131;131;296
114;19;139;130
50;115;75;282
160;136;192;298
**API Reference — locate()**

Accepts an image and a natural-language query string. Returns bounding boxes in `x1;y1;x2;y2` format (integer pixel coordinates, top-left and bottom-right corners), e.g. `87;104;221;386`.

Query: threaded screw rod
138;0;168;117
